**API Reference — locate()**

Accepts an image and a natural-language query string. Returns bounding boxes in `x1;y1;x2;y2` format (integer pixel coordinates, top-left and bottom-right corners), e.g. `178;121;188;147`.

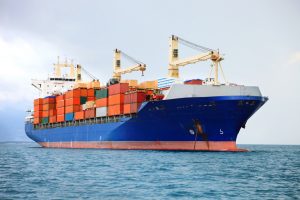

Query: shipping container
42;103;55;111
33;117;41;124
87;88;95;97
65;113;74;121
120;79;138;87
34;104;43;111
87;81;101;89
65;105;81;113
75;111;85;120
131;103;142;113
96;107;107;117
95;89;108;99
109;83;129;95
65;97;80;106
65;89;80;99
49;116;56;123
56;95;64;102
57;114;65;122
138;81;158;89
82;101;95;110
41;117;49;124
87;96;95;101
42;111;49;118
108;94;124;106
85;108;95;119
124;91;146;104
56;100;64;108
34;111;43;118
108;105;123;116
80;88;88;96
43;96;56;104
57;107;65;115
95;98;108;107
49;109;57;116
34;98;43;106
123;104;131;114
80;96;87;104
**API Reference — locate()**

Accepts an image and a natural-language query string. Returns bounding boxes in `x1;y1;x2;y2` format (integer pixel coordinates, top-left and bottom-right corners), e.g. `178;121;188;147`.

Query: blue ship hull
25;96;267;151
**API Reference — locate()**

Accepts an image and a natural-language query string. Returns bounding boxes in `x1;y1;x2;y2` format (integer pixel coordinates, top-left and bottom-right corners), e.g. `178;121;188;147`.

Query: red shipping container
65;105;81;113
108;105;123;116
34;111;43;118
56;95;64;101
65;97;80;106
131;92;146;103
108;94;124;106
75;111;85;120
87;88;95;97
109;83;129;95
34;98;43;106
34;104;43;111
49;116;56;123
87;96;95;101
42;110;49;117
123;104;131;114
43;97;55;104
124;93;131;104
56;100;64;108
42;103;55;111
57;114;65;122
80;88;88;96
95;98;108;107
57;107;65;115
65;89;80;99
49;109;57;116
131;103;142;113
85;108;95;119
34;118;41;124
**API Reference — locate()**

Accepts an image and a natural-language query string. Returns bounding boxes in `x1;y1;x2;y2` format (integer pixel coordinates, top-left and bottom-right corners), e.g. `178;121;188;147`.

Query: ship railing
33;114;136;130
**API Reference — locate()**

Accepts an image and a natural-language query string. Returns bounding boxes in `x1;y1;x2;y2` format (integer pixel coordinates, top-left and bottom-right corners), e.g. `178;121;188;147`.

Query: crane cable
120;50;145;65
177;36;214;53
81;66;98;80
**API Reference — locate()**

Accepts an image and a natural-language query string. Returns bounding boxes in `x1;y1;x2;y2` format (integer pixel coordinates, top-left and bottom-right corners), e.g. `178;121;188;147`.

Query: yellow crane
112;49;146;81
168;35;224;85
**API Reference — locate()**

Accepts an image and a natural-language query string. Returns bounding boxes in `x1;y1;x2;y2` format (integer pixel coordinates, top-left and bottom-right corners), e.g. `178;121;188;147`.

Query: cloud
288;51;300;65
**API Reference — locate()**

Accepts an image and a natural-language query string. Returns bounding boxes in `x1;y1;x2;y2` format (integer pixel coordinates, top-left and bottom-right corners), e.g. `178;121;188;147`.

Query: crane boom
112;49;146;81
168;35;224;85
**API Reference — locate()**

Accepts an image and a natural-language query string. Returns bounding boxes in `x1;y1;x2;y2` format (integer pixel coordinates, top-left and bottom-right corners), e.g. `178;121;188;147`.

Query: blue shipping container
65;113;74;121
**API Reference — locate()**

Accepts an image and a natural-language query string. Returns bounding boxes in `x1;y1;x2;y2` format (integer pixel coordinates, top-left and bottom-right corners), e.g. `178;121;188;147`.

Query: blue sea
0;143;299;199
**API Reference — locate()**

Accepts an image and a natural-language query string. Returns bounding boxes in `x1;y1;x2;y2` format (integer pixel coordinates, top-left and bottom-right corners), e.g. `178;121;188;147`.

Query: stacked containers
124;91;146;114
65;89;81;121
33;98;43;124
42;96;56;124
95;88;108;117
74;88;87;120
108;83;129;116
56;95;65;122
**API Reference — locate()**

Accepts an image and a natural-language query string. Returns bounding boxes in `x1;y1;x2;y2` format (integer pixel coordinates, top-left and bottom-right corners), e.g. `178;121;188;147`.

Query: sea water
0;143;299;199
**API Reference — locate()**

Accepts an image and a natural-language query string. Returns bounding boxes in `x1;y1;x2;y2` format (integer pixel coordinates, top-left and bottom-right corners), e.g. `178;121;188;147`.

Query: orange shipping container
49;116;56;123
87;96;95;101
42;103;55;111
34;111;43;118
43;97;55;104
95;98;108;107
57;107;65;115
34;98;43;106
65;97;80;106
56;95;64;101
123;104;131;114
42;110;49;117
75;111;85;120
56;100;64;108
65;89;80;99
85;108;95;119
131;103;142;113
108;105;123;116
57;114;65;122
34;118;41;124
34;104;43;111
80;88;88;96
87;88;95;97
49;109;57;116
108;94;124;106
65;105;81;113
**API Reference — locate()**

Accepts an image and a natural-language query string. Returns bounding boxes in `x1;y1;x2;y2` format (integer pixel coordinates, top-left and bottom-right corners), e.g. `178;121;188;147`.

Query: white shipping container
96;107;107;117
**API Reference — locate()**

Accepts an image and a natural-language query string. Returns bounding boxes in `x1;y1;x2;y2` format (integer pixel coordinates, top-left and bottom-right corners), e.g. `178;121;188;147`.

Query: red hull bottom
39;141;247;152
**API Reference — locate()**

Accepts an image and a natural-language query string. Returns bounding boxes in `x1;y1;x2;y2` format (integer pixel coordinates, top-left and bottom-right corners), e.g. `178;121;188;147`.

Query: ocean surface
0;143;299;200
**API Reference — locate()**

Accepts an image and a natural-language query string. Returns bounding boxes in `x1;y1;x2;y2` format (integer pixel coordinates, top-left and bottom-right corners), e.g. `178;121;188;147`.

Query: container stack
108;83;129;116
42;96;56;124
95;88;108;117
33;98;43;124
124;91;146;114
56;95;65;122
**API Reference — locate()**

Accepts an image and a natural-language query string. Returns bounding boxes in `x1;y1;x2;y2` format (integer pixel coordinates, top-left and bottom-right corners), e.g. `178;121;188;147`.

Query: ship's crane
168;35;225;85
112;49;146;81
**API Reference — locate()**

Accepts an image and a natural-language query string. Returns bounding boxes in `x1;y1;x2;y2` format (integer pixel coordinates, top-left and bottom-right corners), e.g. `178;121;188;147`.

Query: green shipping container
95;89;108;99
80;96;87;104
42;117;49;124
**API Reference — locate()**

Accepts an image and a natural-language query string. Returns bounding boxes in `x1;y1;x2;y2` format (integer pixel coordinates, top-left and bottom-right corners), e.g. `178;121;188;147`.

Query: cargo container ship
25;35;268;151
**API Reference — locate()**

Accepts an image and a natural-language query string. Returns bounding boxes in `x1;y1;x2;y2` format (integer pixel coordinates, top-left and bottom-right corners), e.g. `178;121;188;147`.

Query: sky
0;0;299;144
